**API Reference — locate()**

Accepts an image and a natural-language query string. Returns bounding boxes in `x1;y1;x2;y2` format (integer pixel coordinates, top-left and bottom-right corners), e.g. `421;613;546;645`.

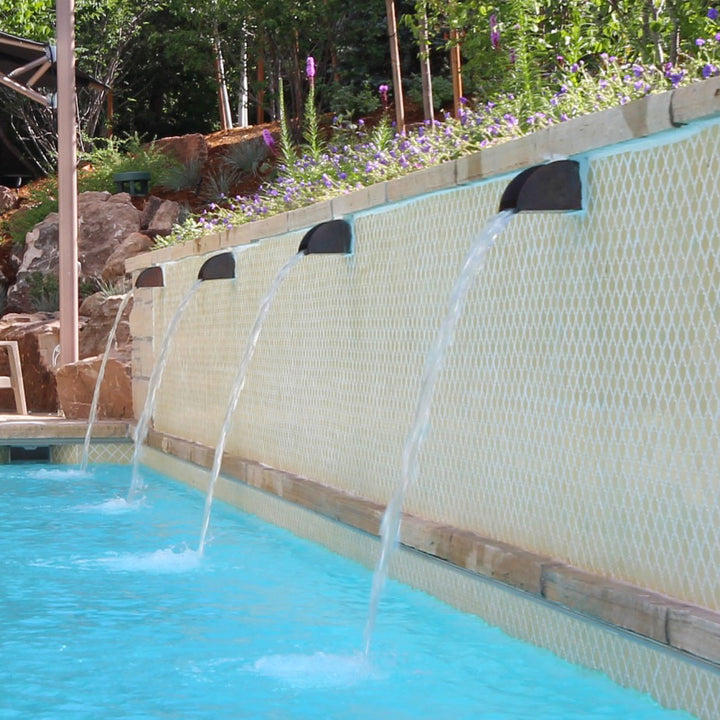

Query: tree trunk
213;29;233;131
257;47;265;125
385;0;405;132
237;21;249;127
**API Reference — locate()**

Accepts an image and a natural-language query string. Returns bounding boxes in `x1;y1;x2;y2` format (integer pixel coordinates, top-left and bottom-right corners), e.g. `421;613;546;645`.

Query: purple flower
306;56;316;80
632;64;643;77
708;7;719;20
702;63;718;78
261;129;275;149
667;68;685;87
490;14;500;49
570;62;579;73
379;84;389;106
716;32;720;41
696;38;706;47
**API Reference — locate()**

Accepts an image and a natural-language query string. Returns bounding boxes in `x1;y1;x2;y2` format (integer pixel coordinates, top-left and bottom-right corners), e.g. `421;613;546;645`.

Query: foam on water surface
252;651;378;689
95;546;202;573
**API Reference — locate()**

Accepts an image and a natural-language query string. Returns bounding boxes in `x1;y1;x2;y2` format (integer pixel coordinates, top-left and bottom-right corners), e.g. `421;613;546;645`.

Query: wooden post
450;28;463;117
419;4;434;123
385;0;405;132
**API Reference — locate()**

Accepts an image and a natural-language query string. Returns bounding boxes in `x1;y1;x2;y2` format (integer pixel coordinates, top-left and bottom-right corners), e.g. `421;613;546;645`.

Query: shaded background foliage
0;0;715;174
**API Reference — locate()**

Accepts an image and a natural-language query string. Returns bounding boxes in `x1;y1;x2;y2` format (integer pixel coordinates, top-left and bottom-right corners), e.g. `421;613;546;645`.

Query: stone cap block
671;75;720;125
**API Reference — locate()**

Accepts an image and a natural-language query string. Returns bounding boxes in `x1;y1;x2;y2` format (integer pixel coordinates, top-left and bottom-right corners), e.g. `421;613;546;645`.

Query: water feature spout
80;291;133;472
198;251;236;280
135;266;164;288
498;159;582;213
298;219;352;255
363;166;582;654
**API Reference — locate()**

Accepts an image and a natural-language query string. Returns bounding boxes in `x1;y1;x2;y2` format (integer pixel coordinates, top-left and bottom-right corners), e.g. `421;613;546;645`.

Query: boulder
0;185;17;212
152;133;208;168
77;191;141;277
101;232;154;283
140;195;163;230
6;191;141;312
78;292;133;362
0;312;59;413
54;356;133;419
145;199;181;237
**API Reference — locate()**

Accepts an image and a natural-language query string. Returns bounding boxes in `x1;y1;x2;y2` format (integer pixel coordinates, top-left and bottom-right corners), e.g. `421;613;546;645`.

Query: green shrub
326;81;380;118
26;271;59;312
222;137;270;177
78;133;179;193
159;157;203;192
407;74;454;111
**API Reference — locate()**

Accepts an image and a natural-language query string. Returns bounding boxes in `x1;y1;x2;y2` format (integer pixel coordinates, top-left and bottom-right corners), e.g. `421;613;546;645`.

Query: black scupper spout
198;252;236;280
499;159;582;213
298;219;352;255
135;266;164;288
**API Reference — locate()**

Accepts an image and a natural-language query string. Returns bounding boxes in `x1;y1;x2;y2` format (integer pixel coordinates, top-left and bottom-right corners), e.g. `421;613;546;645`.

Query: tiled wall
142;121;720;613
52;442;133;465
130;90;720;718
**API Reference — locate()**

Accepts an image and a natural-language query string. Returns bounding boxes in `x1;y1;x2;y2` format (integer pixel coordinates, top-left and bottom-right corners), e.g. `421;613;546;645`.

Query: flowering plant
160;38;720;248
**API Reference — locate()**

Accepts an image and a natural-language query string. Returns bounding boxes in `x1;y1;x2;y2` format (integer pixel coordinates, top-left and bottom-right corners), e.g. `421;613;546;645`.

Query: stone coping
126;76;720;274
147;427;720;671
0;416;132;444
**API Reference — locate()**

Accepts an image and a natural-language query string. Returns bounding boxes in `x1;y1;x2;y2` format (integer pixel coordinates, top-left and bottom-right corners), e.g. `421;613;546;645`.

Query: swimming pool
1;463;696;719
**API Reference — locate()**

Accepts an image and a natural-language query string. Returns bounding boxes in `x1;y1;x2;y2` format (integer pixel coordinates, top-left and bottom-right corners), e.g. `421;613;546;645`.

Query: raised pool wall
127;77;720;719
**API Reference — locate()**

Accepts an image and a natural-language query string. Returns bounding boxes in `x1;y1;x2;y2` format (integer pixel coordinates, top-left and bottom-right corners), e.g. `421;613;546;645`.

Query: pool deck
0;413;132;444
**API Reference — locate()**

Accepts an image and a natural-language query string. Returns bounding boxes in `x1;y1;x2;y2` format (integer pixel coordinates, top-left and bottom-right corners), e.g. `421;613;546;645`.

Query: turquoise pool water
1;463;696;720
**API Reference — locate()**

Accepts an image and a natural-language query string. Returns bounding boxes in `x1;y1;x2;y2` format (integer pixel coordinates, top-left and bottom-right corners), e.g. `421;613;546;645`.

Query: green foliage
326;82;381;118
7;179;58;247
222;138;270;178
26;270;58;312
407;74;454;111
200;165;237;203
160;159;204;192
277;78;298;170
97;276;131;297
302;81;325;162
78;134;179;194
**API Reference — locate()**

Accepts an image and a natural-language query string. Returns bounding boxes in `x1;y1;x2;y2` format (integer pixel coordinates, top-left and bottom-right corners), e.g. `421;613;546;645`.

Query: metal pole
56;0;79;364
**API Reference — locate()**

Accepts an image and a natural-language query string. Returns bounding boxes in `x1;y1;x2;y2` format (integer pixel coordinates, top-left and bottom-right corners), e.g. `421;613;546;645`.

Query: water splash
80;291;133;472
252;651;376;689
198;252;306;554
73;496;143;514
363;210;515;655
34;468;92;481
95;546;202;573
128;280;203;500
